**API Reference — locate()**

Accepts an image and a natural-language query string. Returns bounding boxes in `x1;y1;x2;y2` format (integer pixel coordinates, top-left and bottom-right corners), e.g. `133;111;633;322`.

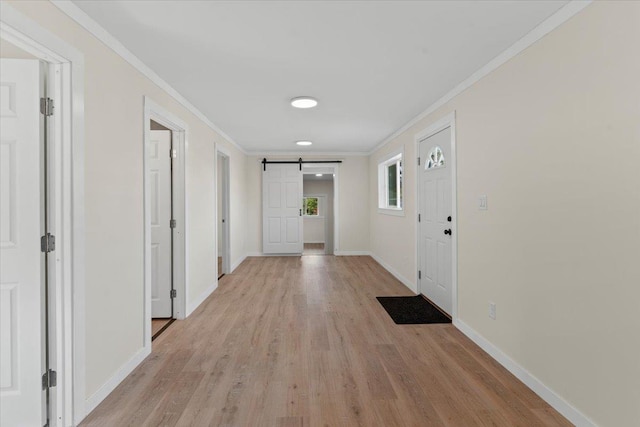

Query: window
378;151;403;214
302;197;319;216
426;145;445;169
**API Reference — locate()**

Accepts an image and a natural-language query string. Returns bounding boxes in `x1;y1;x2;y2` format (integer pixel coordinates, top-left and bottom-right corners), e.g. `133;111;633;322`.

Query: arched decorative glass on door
426;145;445;169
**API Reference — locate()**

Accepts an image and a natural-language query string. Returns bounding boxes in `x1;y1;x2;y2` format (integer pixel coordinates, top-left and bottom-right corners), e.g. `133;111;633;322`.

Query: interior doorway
143;97;187;349
302;168;335;255
216;148;230;279
149;120;174;340
1;7;85;425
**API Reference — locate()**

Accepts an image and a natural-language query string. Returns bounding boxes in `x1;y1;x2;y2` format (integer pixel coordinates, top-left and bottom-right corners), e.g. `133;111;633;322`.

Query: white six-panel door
262;163;303;254
418;127;453;315
149;130;172;317
0;59;45;427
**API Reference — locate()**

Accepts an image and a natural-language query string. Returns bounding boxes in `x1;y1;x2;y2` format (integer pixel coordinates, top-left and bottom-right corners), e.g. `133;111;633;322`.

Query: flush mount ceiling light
316;174;323;177
295;140;313;146
291;96;318;109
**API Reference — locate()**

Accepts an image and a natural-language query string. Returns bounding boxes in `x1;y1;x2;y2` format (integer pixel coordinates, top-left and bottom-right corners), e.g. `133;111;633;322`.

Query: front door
418;127;453;315
262;163;303;254
149;129;172;317
0;59;46;426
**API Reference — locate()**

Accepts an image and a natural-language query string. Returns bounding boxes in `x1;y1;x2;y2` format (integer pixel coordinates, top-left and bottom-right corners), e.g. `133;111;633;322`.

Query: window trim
377;148;405;216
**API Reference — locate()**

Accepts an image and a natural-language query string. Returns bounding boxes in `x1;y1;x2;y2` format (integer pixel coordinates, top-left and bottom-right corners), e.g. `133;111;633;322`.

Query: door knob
444;229;452;235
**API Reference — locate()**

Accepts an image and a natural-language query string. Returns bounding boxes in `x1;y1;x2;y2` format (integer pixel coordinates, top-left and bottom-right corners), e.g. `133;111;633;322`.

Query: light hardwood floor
303;243;325;255
151;318;172;337
81;256;570;426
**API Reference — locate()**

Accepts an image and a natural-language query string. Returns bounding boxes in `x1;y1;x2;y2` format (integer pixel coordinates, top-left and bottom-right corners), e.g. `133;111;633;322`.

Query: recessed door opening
302;169;335;255
149;120;175;340
216;149;230;279
144;98;187;348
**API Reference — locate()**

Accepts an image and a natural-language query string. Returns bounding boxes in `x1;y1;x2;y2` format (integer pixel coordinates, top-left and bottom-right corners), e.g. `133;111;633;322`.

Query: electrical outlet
489;302;496;320
479;195;488;210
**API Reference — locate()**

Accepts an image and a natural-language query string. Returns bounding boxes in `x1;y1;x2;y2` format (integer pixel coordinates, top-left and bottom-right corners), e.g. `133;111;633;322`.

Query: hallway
81;256;569;426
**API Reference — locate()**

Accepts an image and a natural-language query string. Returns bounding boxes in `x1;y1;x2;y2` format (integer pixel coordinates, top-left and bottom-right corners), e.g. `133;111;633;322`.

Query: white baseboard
454;319;597;427
230;254;247;273
304;240;325;244
334;250;371;256
84;346;151;417
369;253;417;293
186;282;218;317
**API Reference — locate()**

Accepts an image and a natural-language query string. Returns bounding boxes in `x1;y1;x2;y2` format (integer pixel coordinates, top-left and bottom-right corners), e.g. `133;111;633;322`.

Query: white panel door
0;59;45;427
149;130;172;317
262;163;303;254
418;127;453;315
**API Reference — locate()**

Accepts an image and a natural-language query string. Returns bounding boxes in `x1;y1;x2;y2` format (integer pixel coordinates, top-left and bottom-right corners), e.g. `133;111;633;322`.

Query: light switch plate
479;195;488;210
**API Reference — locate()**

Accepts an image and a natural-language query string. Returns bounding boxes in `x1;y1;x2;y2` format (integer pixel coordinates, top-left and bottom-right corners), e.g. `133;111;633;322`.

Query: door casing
0;5;86;425
414;111;458;321
302;164;339;255
215;145;231;276
143;97;187;348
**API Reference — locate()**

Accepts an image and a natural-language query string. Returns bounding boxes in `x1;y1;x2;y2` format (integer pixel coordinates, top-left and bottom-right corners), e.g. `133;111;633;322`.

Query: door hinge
40;97;54;116
170;289;177;299
170;148;177;158
417;157;420;166
42;369;57;390
418;213;421;222
418;270;421;280
40;233;55;253
170;219;177;228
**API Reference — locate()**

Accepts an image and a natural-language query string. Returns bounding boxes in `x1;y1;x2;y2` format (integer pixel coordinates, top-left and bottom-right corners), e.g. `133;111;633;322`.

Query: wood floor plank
81;255;570;427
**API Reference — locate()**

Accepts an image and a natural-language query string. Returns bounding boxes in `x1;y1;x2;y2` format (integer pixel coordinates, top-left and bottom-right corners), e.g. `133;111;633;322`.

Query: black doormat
376;295;451;324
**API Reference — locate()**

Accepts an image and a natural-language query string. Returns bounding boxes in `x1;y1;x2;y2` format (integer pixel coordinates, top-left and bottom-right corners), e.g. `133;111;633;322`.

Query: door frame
302;165;339;254
215;144;231;276
1;5;86;425
301;192;329;252
414;111;458;321
143;97;188;348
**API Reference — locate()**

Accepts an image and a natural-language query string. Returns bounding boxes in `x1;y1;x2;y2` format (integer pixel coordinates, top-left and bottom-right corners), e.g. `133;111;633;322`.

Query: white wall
369;2;640;426
246;156;369;255
0;38;36;59
4;0;248;406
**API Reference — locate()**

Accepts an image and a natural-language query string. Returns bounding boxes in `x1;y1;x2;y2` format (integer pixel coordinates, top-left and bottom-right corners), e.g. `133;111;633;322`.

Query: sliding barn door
262;164;303;254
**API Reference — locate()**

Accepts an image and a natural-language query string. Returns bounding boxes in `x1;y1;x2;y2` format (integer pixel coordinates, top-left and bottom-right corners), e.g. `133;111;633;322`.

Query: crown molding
367;0;593;155
50;0;247;155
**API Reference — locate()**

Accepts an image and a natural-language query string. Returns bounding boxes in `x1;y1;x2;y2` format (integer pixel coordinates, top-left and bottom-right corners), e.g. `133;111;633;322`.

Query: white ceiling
72;0;569;153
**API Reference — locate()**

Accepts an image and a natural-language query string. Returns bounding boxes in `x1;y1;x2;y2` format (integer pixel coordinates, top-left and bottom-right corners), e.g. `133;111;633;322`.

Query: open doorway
302;168;335;255
216;148;230;279
0;15;84;424
149;120;175;340
143;97;187;348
